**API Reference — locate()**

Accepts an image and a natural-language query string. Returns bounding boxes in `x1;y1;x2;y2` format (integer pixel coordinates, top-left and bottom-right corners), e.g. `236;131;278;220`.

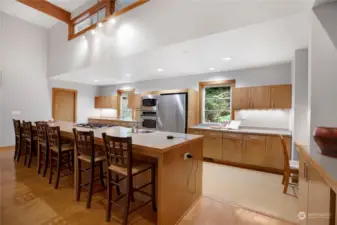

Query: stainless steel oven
141;95;159;111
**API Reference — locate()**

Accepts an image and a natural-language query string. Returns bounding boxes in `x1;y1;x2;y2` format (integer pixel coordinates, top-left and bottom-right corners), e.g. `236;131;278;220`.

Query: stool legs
106;170;112;222
151;165;157;212
86;161;95;209
43;148;49;177
54;154;62;189
76;159;82;202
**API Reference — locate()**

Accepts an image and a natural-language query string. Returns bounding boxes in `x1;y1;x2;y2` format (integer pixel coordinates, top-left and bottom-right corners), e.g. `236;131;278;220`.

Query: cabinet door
128;94;141;109
232;87;250;109
203;131;222;160
188;129;204;135
264;136;290;170
270;85;292;109
222;133;243;163
249;86;271;109
242;135;267;166
307;162;331;225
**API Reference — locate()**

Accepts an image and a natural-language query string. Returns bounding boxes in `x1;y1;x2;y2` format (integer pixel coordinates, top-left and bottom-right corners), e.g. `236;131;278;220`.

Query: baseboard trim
203;158;284;175
0;146;15;151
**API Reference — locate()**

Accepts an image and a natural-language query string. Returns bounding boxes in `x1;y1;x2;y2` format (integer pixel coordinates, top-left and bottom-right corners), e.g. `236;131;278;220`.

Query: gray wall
99;63;291;95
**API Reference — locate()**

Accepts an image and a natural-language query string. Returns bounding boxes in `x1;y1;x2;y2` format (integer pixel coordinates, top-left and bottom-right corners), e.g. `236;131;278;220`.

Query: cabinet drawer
204;131;222;138
222;132;242;140
243;135;266;141
188;129;204;135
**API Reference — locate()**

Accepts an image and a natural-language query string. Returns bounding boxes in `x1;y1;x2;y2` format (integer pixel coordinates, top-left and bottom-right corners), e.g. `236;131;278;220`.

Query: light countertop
88;117;137;123
296;141;337;193
50;121;203;152
190;125;292;136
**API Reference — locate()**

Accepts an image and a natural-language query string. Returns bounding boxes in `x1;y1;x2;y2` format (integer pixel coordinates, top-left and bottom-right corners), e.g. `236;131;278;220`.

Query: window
120;92;132;120
203;86;232;123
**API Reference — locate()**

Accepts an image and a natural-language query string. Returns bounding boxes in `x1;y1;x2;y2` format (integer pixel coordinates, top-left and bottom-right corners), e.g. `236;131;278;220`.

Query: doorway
52;88;77;122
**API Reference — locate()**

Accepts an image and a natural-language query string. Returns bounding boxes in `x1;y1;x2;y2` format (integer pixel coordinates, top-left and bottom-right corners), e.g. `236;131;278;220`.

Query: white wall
0;13;99;147
47;0;310;78
291;48;309;159
309;2;337;147
99;63;292;129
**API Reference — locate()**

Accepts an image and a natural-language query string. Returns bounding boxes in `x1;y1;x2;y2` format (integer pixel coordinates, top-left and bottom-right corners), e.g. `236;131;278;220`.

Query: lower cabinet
188;128;292;172
203;131;222;160
242;135;266;166
222;133;243;163
299;152;331;225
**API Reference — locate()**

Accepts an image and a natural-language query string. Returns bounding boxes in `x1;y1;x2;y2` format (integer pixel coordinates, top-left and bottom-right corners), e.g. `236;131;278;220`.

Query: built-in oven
141;116;157;129
141;95;158;111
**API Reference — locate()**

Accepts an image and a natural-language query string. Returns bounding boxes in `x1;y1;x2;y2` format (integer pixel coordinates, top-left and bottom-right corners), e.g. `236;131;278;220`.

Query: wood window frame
199;80;236;123
68;0;150;41
52;88;78;123
117;88;136;119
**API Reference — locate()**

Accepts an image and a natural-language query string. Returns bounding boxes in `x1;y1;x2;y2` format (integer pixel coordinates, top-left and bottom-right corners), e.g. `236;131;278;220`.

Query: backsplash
94;109;117;118
235;109;291;130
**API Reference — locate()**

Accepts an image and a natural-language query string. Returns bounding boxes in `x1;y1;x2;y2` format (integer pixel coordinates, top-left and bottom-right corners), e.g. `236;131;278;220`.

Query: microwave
142;98;157;107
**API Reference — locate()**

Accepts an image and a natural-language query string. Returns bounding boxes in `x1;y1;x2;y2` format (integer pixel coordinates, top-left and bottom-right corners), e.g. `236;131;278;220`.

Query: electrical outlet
184;152;192;160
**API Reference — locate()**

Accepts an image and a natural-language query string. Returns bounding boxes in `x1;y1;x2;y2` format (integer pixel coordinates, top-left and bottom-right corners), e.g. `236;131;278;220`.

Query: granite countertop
190;125;292;136
296;140;337;193
50;121;203;152
89;117;137;123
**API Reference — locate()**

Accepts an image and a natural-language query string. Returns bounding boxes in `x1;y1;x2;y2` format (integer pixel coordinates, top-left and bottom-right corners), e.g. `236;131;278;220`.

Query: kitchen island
47;121;203;225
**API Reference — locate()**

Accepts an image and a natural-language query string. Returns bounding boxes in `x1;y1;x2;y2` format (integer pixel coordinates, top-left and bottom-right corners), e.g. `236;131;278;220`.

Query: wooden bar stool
36;122;49;177
22;121;37;168
102;133;156;225
72;128;106;209
280;135;299;194
47;126;74;189
13;119;22;161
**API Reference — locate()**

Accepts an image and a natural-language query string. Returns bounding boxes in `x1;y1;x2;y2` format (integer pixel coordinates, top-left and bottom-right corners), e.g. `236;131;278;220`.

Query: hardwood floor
0;147;294;225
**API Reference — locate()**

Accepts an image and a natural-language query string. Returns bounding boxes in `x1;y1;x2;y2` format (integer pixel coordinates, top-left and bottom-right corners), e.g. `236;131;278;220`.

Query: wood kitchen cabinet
249;86;271;109
222;133;243;163
128;94;141;109
203;131;222;160
270;85;292;109
95;96;117;109
232;87;250;109
242;135;266;166
264;136;291;170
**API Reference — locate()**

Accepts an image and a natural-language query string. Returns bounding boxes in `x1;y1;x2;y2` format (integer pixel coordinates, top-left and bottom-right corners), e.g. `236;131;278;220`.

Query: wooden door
242;135;266;166
249;86;271;109
232;87;250;109
264;136;290;170
270;85;292;109
52;88;77;122
203;131;222;160
222;133;243;163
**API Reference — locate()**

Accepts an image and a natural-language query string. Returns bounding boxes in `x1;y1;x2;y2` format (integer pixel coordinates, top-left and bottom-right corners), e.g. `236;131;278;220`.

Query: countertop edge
88;117;137;123
189;127;292;137
295;142;337;193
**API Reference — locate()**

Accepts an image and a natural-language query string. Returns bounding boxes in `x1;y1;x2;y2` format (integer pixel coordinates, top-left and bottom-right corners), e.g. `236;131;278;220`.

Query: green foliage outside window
204;86;231;123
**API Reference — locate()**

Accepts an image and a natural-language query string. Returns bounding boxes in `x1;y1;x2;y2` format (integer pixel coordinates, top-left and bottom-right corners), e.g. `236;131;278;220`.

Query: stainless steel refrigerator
157;93;187;133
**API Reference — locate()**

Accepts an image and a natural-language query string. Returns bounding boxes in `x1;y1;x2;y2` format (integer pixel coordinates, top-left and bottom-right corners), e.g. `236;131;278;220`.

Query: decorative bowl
314;127;337;158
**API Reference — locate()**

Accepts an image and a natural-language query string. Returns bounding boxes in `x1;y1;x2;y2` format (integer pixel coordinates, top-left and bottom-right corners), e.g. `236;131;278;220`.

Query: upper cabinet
128;94;141;109
270;85;292;109
232;84;292;110
95;96;117;109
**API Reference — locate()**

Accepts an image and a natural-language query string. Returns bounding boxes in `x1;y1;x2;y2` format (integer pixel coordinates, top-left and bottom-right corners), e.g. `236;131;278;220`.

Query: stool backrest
280;135;290;170
47;126;61;152
22;121;33;139
72;128;94;160
36;122;48;144
102;133;132;171
13;119;21;137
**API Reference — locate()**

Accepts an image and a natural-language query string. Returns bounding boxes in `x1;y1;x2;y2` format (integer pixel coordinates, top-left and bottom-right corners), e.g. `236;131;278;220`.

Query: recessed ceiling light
222;57;232;61
94;80;99;82
91;30;96;35
209;68;215;71
157;68;163;72
98;22;103;28
126;74;131;77
110;18;116;24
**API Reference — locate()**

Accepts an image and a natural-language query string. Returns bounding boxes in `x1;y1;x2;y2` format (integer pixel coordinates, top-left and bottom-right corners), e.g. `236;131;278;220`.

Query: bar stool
13;119;22;161
22;121;37;168
72;128;106;209
102;133;156;225
47;126;74;189
280;135;299;194
36;122;49;177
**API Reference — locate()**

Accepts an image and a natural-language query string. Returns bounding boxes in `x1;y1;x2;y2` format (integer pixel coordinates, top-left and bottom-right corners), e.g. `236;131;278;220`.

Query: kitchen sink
133;129;155;134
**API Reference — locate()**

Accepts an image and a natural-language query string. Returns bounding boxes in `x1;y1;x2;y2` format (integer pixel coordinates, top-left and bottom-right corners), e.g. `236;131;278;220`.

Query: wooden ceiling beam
17;0;71;24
